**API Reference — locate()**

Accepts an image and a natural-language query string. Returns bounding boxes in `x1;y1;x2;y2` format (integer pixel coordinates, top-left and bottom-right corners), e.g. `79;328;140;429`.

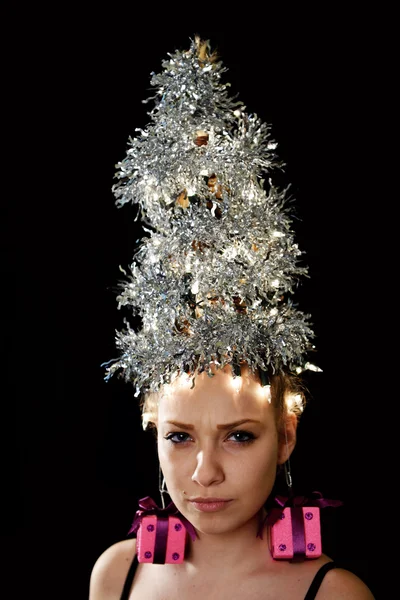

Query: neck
184;508;271;573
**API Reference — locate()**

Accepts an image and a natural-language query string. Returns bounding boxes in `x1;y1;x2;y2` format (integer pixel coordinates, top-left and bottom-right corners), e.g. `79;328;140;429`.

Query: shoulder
89;538;136;600
315;565;375;599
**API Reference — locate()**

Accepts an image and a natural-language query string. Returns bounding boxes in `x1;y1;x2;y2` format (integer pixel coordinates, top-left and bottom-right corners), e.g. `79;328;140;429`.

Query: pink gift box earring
136;514;187;563
269;506;322;560
263;490;343;561
128;496;197;564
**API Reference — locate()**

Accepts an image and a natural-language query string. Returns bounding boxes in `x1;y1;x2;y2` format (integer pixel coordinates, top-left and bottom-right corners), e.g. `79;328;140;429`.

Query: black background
3;14;381;599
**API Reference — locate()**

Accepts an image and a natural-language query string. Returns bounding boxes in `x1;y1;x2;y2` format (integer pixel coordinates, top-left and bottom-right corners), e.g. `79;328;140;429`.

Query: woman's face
157;364;291;535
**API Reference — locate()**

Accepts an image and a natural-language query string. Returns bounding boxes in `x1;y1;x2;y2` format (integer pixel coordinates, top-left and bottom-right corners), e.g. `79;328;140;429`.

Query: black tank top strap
304;561;337;600
120;553;139;600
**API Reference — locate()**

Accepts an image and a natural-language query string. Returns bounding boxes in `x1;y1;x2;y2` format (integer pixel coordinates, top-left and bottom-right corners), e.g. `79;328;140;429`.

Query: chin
189;514;240;535
205;516;260;537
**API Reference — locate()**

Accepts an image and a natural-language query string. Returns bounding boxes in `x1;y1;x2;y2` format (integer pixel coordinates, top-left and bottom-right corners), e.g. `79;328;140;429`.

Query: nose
191;447;224;487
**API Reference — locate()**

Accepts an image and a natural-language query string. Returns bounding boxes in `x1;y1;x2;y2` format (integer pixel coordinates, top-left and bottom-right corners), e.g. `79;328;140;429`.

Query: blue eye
164;432;191;444
164;431;256;445
227;430;255;444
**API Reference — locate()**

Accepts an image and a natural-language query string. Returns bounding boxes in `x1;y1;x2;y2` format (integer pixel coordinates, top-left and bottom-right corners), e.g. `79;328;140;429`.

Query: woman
89;35;374;598
89;362;374;599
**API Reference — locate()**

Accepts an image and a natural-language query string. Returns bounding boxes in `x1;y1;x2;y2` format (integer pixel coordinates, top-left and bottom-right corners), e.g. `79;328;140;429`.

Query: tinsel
104;36;320;397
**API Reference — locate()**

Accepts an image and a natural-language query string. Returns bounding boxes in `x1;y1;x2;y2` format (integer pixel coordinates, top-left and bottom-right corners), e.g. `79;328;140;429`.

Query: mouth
188;497;233;513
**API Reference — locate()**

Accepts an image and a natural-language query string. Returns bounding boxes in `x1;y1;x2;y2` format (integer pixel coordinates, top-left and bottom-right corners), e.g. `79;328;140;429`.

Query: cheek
157;442;189;510
157;437;168;469
227;435;279;497
233;445;278;485
157;440;183;480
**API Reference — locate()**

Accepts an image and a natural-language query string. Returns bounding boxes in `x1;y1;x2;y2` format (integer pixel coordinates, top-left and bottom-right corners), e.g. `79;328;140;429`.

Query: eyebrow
165;419;261;430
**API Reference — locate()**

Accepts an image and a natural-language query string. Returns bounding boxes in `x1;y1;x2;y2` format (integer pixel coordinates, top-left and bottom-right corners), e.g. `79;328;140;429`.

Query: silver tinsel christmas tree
104;36;319;397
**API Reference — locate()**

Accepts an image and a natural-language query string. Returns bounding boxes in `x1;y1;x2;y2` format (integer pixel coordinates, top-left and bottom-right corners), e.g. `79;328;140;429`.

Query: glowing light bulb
286;394;304;413
230;375;243;394
304;362;323;373
224;246;238;260
185;255;192;272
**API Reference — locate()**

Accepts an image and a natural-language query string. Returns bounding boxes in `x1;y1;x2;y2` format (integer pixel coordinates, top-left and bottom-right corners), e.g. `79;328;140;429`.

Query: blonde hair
140;366;306;432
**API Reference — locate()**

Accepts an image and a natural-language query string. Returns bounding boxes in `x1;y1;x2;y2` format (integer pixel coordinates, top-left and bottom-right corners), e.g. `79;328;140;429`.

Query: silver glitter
104;36;318;396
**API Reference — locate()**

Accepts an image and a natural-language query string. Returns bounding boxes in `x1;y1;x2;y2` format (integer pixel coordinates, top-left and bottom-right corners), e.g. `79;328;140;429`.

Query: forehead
158;365;273;424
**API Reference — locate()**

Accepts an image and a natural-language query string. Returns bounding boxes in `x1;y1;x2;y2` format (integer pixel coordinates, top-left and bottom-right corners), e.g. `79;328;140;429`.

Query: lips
189;497;231;502
188;497;233;512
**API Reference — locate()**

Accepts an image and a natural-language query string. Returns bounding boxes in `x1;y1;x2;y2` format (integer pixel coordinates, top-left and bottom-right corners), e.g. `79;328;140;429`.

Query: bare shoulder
89;538;136;600
316;566;375;599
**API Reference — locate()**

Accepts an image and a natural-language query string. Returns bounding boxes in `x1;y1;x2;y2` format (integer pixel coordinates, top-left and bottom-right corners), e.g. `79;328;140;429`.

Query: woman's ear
277;412;297;465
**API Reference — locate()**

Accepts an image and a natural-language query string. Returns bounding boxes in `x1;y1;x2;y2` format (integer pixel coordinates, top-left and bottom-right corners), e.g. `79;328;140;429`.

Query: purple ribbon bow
128;496;197;564
265;491;343;528
258;491;343;562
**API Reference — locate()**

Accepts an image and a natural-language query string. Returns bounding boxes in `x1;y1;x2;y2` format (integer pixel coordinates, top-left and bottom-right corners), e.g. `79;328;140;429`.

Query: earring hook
158;466;168;509
283;424;293;491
